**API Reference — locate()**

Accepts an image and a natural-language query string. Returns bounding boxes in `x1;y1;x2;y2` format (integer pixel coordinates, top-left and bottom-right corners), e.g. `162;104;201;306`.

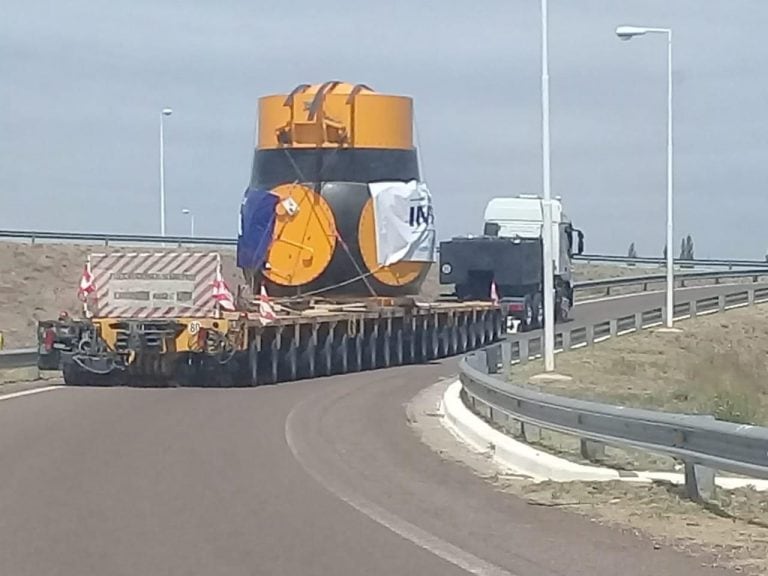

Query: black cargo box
439;236;542;299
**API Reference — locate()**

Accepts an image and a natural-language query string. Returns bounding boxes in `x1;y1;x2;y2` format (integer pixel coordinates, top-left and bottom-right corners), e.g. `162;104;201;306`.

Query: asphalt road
0;284;751;576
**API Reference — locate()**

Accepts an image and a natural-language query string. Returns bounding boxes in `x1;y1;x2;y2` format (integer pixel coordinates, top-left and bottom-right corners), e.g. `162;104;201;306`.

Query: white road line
0;385;64;403
285;402;518;576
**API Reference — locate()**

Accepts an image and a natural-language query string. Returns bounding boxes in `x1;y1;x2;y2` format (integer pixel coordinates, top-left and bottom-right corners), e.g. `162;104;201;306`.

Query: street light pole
182;208;195;237
616;26;674;328
665;31;674;328
541;0;556;371
159;108;173;237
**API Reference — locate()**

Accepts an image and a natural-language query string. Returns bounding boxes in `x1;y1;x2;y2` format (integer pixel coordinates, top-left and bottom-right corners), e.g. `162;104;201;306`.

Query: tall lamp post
616;25;675;328
541;0;556;371
159;107;173;237
182;208;195;237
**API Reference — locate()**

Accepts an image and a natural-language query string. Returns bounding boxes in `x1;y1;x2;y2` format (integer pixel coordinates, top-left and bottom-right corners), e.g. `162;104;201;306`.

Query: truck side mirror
577;230;584;255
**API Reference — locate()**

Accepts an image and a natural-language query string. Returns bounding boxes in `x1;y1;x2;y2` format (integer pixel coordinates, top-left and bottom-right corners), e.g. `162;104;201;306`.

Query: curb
441;379;768;491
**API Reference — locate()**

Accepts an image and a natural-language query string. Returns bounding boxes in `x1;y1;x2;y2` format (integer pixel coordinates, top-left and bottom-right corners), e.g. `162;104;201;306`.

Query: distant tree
626;242;637;266
663;244;667;260
680;238;687;260
685;235;695;260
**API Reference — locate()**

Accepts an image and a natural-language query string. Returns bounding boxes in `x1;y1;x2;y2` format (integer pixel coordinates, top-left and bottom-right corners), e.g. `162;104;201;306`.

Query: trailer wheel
319;331;333;376
458;323;469;353
484;313;495;343
62;361;125;387
521;295;535;332
428;325;440;359
533;294;544;329
449;323;459;355
557;294;571;322
248;339;259;385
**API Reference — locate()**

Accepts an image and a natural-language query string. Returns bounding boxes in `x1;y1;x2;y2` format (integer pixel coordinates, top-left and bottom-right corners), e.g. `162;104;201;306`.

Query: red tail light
197;327;208;349
43;328;56;352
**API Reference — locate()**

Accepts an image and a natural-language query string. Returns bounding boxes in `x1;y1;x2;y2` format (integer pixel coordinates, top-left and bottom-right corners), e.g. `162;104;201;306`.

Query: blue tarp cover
237;186;279;270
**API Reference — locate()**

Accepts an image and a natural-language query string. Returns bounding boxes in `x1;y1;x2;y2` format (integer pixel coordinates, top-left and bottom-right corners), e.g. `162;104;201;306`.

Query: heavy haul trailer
36;81;505;386
36;252;503;386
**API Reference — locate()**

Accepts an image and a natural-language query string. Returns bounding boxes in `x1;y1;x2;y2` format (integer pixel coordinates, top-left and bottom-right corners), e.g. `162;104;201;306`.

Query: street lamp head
616;25;650;40
162;108;173;116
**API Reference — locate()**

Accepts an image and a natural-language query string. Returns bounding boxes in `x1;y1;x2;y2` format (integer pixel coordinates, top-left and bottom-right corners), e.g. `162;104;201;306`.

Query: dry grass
0;241;634;349
514;304;768;426
497;477;768;576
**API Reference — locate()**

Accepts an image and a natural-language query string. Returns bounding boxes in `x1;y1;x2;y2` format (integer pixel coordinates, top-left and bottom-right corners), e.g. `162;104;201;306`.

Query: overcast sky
2;0;766;258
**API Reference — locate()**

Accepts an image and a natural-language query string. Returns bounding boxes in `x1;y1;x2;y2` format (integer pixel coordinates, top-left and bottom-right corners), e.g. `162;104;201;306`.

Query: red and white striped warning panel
88;252;224;319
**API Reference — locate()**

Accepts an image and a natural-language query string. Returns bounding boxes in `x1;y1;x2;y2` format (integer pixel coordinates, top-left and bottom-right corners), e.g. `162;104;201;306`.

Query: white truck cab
482;195;581;279
438;194;584;331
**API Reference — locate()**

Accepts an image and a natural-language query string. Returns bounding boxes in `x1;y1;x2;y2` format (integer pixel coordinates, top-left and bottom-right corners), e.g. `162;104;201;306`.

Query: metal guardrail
0;229;237;247
575;253;768;269
1;229;767;270
575;268;768;296
459;284;768;500
0;348;38;370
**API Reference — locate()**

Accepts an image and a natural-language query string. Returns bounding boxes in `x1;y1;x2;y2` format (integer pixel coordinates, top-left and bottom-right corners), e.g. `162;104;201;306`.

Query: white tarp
368;180;436;267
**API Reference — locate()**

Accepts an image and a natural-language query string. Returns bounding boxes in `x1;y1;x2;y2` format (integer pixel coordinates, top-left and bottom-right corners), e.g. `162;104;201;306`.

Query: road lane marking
285;403;518;576
0;385;64;403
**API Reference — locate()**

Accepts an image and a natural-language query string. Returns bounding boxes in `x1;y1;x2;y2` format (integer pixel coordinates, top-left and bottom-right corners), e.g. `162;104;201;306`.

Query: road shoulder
409;378;768;575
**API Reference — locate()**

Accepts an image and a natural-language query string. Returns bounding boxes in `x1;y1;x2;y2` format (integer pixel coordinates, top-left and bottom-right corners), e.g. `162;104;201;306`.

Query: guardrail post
689;300;698;318
561;330;571;351
634;311;643;330
718;294;726;312
485;344;501;374
521;422;541;443
585;324;595;346
748;288;755;306
609;319;618;337
684;462;716;502
501;341;512;369
580;439;605;462
519;339;529;365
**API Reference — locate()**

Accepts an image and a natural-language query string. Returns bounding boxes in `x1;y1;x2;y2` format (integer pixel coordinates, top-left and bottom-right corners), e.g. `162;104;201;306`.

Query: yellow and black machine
38;82;505;386
238;80;431;298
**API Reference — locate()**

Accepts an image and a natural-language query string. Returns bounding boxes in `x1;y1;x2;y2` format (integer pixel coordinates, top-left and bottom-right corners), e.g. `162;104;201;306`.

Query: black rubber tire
520;295;535;332
533;293;544;329
248;340;260;386
557;289;571;322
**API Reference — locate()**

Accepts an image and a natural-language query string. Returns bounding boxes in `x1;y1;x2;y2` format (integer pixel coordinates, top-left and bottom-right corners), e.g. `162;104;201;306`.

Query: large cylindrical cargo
237;82;435;298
